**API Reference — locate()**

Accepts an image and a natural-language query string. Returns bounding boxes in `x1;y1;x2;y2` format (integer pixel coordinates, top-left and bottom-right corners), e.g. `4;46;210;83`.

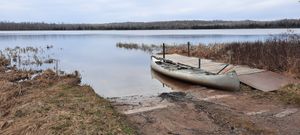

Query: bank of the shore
117;34;300;78
0;57;135;134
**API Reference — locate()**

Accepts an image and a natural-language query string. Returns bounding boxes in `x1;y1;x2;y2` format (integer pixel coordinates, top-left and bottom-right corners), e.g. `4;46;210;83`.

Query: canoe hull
151;57;240;91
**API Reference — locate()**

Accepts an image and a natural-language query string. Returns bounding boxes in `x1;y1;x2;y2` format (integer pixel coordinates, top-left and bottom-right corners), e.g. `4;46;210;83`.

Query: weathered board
156;54;265;75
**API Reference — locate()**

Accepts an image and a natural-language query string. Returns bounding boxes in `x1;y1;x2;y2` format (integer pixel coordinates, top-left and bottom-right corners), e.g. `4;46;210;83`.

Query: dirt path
112;83;300;135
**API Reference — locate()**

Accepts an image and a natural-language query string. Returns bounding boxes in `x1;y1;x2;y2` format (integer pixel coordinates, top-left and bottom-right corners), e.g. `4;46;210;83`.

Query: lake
0;29;299;97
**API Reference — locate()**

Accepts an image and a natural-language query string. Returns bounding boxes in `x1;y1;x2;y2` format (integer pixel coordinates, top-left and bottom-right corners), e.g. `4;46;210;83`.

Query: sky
0;0;299;23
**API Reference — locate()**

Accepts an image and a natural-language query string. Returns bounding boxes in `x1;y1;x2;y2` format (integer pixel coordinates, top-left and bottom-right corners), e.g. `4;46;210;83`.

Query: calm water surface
0;29;299;97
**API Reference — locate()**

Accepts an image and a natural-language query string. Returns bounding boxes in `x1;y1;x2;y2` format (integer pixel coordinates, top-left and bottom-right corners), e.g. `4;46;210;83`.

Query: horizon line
1;18;300;24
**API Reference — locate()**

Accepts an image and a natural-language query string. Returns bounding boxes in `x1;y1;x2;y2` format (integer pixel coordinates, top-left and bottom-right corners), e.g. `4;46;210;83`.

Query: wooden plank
157;54;265;75
230;66;265;75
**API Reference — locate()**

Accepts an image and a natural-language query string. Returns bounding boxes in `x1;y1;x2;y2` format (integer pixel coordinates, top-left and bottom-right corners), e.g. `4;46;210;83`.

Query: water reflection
151;69;194;91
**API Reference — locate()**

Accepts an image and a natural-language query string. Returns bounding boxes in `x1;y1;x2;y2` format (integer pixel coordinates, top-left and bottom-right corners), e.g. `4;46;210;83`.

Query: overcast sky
0;0;299;23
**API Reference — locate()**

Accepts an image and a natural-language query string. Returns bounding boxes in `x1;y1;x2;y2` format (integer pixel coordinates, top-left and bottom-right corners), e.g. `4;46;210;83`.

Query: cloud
0;0;299;23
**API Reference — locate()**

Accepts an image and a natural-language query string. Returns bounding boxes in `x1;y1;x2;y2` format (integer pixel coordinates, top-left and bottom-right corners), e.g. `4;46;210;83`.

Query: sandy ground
111;73;300;135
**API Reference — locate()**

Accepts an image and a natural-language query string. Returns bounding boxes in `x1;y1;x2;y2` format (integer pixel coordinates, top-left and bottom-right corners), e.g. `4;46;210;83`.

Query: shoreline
1;28;300;31
1;19;300;30
0;56;135;134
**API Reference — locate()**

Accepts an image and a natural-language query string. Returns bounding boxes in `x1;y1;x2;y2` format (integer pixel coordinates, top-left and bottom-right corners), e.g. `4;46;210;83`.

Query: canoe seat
177;66;188;70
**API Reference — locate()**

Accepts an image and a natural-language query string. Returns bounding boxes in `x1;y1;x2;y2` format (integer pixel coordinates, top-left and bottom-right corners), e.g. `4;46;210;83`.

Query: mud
112;72;300;135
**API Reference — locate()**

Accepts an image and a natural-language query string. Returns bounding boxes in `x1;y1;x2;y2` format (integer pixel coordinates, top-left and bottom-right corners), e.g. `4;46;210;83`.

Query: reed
116;42;160;53
2;46;56;67
166;34;300;78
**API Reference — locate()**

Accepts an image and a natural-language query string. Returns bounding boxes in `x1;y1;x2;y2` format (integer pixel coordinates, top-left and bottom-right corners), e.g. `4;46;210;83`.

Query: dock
156;54;298;92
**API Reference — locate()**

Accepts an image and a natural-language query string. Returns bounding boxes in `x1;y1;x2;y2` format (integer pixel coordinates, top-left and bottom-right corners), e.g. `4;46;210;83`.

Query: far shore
1;19;300;30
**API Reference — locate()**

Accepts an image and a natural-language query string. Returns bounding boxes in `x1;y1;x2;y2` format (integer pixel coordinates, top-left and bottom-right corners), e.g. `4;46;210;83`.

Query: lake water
0;29;299;97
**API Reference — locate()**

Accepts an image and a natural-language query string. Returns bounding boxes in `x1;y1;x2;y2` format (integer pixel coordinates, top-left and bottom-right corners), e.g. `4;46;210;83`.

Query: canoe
151;56;240;91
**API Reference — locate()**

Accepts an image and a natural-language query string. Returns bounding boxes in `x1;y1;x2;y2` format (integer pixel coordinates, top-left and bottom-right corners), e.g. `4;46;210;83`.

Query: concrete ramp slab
239;71;299;92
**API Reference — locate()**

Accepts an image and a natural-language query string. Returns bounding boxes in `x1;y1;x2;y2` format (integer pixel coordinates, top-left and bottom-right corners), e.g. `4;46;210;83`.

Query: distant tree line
0;19;300;30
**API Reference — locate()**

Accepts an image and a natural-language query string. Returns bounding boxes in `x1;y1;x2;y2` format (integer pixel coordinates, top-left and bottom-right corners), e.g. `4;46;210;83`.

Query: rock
159;92;187;102
274;108;298;118
15;110;25;117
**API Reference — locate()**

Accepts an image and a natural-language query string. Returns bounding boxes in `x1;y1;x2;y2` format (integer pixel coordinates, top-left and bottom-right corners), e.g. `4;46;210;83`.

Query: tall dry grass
166;34;300;78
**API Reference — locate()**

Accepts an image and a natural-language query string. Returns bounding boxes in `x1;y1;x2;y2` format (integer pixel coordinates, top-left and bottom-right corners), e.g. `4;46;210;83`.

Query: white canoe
151;56;240;91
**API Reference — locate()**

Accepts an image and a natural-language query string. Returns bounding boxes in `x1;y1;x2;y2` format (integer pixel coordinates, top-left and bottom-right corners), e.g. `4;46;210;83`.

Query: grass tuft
278;83;300;106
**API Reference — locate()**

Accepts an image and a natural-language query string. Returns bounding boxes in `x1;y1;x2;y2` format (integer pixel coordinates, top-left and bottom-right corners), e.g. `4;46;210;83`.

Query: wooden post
163;43;166;59
198;58;201;69
227;50;233;64
187;42;190;57
55;59;59;75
